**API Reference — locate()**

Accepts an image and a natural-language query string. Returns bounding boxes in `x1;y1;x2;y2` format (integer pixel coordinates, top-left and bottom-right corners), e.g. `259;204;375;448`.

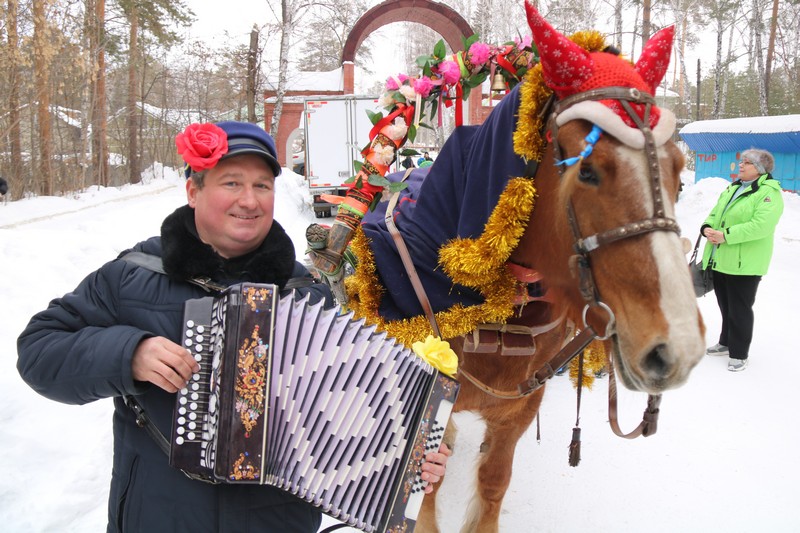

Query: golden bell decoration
490;72;507;106
491;72;507;92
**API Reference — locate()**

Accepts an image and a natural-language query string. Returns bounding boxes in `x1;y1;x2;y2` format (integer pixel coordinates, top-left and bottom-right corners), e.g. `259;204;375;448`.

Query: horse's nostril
642;344;671;378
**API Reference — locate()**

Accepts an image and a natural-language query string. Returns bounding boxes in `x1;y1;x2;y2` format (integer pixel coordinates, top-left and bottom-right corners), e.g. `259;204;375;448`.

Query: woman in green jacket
701;148;784;371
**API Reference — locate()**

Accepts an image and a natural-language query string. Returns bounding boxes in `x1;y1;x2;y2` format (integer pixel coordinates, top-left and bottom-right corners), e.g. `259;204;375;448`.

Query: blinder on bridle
546;86;681;336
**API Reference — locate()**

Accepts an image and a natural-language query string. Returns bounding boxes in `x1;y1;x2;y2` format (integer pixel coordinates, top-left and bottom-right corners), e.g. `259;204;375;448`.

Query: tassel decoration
568;426;581;467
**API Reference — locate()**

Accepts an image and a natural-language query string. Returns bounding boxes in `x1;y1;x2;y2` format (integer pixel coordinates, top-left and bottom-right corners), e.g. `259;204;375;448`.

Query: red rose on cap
175;123;229;172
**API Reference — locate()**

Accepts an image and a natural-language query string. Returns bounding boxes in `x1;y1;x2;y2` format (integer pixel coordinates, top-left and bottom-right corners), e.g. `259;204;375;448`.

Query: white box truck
303;95;382;218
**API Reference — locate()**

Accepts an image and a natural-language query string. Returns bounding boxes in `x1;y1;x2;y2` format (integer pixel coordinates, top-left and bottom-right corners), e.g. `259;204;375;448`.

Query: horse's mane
344;30;608;348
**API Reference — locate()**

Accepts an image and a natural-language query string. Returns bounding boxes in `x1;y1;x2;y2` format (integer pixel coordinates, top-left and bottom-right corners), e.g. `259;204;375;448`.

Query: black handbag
689;233;714;297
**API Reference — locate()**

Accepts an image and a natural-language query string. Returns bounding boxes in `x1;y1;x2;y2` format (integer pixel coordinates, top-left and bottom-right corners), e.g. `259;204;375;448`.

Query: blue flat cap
216;121;282;177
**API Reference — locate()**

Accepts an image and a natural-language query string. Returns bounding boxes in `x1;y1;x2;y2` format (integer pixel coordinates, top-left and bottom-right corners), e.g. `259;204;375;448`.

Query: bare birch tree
750;0;768;114
267;0;318;138
6;0;24;198
700;0;740;118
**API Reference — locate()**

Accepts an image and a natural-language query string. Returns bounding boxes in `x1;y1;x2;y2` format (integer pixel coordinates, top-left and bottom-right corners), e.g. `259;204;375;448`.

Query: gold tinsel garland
568;340;608;390
343;29;611;369
438;178;536;287
344;204;522;348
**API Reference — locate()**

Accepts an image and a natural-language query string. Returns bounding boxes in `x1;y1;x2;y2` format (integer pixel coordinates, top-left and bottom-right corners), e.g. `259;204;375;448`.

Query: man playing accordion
17;121;450;533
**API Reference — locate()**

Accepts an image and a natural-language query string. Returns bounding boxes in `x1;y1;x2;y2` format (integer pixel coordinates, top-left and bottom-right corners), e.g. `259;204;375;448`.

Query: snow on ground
1;165;799;532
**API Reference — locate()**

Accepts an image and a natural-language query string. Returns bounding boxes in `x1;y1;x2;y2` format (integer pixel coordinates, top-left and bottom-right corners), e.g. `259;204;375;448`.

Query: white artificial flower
378;93;395;109
399;84;417;101
384;117;409;141
371;143;396;166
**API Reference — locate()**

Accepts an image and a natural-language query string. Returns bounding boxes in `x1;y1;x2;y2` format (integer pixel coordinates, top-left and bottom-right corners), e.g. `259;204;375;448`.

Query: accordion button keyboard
175;317;212;447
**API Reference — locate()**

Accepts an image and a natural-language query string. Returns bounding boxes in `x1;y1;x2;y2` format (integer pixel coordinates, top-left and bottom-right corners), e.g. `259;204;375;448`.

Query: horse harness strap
384;168;441;338
463;308;566;357
572;216;680;255
458;327;597;400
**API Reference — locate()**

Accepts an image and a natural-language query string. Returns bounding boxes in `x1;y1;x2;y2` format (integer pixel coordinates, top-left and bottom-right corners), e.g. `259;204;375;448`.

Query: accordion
169;283;459;533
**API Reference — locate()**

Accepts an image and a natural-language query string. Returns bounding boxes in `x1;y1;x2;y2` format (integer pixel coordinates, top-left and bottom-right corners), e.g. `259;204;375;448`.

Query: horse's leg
415;418;459;533
461;389;545;533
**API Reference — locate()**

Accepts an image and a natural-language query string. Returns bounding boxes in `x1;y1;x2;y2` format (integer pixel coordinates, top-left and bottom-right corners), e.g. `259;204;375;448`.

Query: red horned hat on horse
525;0;676;146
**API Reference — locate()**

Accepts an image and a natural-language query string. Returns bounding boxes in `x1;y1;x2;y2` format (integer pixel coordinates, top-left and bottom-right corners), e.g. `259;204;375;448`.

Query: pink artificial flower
413;76;435;98
436;60;462;85
516;35;533;50
385;73;410;91
468;42;491;66
385;76;400;91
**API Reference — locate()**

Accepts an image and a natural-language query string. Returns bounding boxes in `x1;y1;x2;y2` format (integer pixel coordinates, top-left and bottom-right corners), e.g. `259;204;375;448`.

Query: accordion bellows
170;283;459;533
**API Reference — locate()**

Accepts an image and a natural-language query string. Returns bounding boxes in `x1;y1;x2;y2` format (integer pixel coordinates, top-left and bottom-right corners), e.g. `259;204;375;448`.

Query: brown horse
407;7;705;533
308;4;706;532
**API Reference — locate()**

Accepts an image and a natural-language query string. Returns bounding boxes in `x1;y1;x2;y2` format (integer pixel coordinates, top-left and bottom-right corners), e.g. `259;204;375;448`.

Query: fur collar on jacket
160;205;296;288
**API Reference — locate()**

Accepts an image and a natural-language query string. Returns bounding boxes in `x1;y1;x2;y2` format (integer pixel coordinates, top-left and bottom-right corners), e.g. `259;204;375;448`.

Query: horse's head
518;3;705;394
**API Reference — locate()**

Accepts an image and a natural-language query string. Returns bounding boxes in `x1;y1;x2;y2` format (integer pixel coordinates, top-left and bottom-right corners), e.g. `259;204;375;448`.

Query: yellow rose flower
412;335;458;377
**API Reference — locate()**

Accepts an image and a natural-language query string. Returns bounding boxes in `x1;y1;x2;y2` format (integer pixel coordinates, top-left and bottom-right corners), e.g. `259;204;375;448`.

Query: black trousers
712;270;761;360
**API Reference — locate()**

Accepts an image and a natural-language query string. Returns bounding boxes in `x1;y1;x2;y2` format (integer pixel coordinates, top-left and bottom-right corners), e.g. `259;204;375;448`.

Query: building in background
679;115;800;192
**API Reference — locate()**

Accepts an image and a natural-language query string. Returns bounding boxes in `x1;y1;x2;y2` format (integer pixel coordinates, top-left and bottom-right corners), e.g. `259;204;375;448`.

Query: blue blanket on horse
361;83;530;321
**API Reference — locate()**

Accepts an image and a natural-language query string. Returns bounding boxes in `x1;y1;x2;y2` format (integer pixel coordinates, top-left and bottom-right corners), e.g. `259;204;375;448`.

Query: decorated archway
266;0;491;166
341;0;484;124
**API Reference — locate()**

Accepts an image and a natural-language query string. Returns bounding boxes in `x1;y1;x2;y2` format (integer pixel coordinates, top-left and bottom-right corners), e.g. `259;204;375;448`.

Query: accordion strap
121;251;314;293
123;395;171;455
120;251;226;292
123;395;220;484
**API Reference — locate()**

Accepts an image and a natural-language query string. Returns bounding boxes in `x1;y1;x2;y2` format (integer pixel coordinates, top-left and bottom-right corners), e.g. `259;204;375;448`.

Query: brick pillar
343;61;355;95
266;102;304;166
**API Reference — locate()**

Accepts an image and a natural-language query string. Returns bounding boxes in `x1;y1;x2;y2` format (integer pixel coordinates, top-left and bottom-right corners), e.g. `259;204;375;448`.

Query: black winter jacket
17;205;331;533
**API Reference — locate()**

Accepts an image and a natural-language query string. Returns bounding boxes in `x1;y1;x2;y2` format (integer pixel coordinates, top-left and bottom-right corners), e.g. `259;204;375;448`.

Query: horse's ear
525;1;592;95
634;26;674;94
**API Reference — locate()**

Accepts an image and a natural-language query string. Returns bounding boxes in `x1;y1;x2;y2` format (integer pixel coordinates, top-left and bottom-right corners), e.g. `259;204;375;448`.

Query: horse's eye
577;166;599;186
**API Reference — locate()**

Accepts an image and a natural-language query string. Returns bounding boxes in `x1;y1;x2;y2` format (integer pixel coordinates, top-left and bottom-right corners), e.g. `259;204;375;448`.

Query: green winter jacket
701;173;784;276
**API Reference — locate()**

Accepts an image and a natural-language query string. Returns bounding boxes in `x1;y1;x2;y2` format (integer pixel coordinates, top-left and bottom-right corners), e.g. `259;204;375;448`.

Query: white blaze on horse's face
607;142;706;393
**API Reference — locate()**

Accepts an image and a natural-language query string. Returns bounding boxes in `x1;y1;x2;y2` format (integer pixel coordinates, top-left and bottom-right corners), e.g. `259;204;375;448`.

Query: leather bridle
548;86;681;318
542;86;678;339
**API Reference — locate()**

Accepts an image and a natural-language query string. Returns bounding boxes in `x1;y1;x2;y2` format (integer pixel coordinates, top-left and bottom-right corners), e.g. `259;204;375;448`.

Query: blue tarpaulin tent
679;115;800;191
